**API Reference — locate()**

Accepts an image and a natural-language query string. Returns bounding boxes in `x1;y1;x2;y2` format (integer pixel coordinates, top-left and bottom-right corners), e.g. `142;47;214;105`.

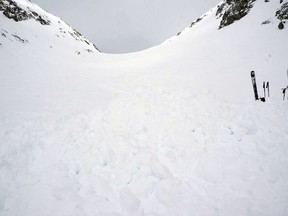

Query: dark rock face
262;20;271;25
216;0;256;29
278;21;285;29
276;1;288;30
12;34;29;43
190;17;204;28
0;0;50;25
0;0;100;52
276;2;288;20
0;28;29;45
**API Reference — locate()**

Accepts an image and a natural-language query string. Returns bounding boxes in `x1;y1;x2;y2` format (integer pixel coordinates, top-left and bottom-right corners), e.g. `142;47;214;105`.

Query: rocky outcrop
276;1;288;30
276;2;288;20
216;0;256;29
0;0;100;51
0;0;50;25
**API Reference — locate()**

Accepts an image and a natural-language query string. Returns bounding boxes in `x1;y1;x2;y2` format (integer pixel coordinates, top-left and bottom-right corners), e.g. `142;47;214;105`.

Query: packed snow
0;0;288;216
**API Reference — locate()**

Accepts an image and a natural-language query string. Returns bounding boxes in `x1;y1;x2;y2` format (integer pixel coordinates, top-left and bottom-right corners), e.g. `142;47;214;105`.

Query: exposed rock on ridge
0;0;50;25
216;0;256;29
276;1;288;20
0;0;100;52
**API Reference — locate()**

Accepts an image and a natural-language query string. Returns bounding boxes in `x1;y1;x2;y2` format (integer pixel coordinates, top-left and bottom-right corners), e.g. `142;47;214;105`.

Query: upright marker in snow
251;71;259;100
266;82;270;97
263;81;266;98
282;70;288;100
282;87;288;100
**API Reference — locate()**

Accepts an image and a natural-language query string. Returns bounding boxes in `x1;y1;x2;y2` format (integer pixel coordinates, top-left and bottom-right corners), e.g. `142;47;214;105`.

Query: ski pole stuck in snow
282;86;288;100
263;81;270;100
282;70;288;100
263;81;266;98
266;82;270;97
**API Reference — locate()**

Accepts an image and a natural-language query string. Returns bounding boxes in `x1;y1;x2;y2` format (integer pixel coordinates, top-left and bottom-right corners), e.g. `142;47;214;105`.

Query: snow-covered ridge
176;0;288;39
217;0;288;29
0;0;99;53
0;0;50;24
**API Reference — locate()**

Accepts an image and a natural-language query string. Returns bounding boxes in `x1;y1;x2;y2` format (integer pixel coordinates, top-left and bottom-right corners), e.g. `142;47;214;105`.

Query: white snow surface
1;0;288;215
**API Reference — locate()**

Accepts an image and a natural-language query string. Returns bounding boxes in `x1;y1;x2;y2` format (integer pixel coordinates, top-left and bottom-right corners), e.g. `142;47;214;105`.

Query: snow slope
1;0;288;216
0;0;99;54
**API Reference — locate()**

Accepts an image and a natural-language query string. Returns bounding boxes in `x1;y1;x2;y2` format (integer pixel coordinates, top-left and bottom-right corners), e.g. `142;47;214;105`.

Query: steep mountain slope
0;0;99;53
162;0;288;102
1;0;288;216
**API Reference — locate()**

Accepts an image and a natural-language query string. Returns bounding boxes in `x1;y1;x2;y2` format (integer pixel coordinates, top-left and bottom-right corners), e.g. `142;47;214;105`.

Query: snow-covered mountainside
178;0;288;33
0;0;99;53
1;0;288;216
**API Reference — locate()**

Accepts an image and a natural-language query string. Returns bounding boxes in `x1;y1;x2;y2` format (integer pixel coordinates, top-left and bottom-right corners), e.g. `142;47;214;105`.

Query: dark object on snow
260;97;266;102
276;2;288;20
282;86;288;100
263;81;270;98
278;22;285;29
263;81;266;98
251;71;259;100
217;0;256;29
262;20;271;25
266;82;270;97
0;0;50;25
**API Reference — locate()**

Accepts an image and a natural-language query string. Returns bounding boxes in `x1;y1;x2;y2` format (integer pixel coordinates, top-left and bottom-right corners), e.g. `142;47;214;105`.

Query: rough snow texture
1;0;288;216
